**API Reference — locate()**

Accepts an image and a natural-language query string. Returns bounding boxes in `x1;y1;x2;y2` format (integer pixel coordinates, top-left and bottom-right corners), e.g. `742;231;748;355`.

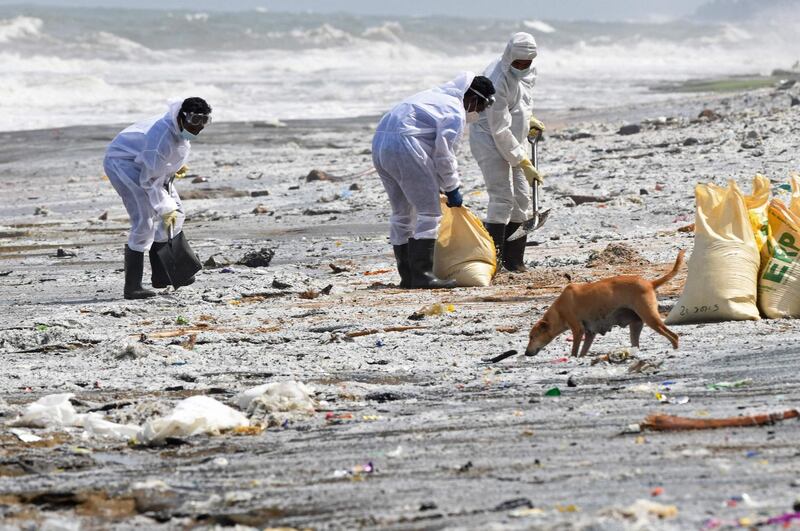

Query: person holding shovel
372;73;495;289
470;32;544;273
103;97;211;300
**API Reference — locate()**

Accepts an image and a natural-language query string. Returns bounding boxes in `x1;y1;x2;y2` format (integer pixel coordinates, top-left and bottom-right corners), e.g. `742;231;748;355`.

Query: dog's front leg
569;323;584;357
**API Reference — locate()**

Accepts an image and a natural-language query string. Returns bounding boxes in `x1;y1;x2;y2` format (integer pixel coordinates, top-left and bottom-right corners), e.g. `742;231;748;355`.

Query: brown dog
525;250;685;357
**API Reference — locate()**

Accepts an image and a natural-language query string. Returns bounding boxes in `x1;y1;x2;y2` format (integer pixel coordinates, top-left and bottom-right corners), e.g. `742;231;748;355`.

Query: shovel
506;133;550;241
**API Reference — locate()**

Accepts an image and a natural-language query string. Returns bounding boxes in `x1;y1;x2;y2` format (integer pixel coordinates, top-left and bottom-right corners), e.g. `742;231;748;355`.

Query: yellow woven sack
745;174;771;266
433;198;497;287
665;180;760;324
757;196;800;318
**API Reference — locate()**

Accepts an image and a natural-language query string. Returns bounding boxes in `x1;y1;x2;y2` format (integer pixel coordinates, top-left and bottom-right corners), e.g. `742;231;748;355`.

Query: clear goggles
183;112;211;126
469;87;495;108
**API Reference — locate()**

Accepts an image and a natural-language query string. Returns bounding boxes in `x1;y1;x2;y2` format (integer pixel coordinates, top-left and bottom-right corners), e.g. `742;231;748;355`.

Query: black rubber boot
149;242;170;289
484;222;507;271
393;243;412;289
124;245;156;300
408;238;456;289
503;222;528;273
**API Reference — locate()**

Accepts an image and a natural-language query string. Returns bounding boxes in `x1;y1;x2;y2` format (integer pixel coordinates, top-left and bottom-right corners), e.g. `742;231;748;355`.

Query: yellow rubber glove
519;159;543;186
529;115;546;136
174;165;189;179
162;210;178;231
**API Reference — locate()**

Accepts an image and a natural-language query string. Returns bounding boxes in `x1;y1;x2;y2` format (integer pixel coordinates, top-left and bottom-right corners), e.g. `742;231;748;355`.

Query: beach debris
34;206;50;216
678;223;695;233
563;194;612;206
791;96;800;107
139;396;249;446
628;359;663;374
9;428;42;443
741;130;763;149
349;183;361;191
618;124;641;135
489;349;518;363
251;204;271;215
203;254;232;268
567;375;578;387
235;381;317;422
0;270;11;276
587;243;648;267
591;348;636;365
325;412;354;423
191;175;208;183
114;342;149;360
408;303;455;320
346;325;424;338
306;169;341;182
640;409;799;431
364;391;405;403
707;378;752;390
237;247;275;268
544;387;562;397
55;248;76;258
332;461;374;480
175;315;189;325
329;263;349;273
683;137;700;146
250;189;270;197
601;499;678;522
299;284;333;299
571;131;593;140
698;109;722;121
8;393;80;428
271;278;291;289
494;498;534;512
98;210;108;221
180;186;249;200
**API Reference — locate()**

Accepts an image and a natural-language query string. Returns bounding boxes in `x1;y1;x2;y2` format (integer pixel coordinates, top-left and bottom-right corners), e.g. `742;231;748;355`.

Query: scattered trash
618;124;642;135
306;169;341;182
55;248;76;258
567;375;578;387
329;263;350;273
98;210;108;221
363;269;393;276
494;498;534;512
34;205;50;216
299;285;333;299
544;387;562;397
592;348;635;365
386;446;403;458
641;409;798;431
408;303;455;320
510;507;546;518
556;504;580;513
139;396;250;446
651;487;664;497
251;204;271;215
603;499;678;522
175;315;189;325
489;349;517;363
628;359;663;374
9;428;42;443
237;248;275;268
234;381;317;414
332;461;374;480
325;412;354;424
203;254;232;269
707;378;752;391
8;393;80;428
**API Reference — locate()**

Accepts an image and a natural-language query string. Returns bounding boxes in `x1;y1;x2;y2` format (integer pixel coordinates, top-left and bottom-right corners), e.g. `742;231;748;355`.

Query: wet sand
2;87;800;530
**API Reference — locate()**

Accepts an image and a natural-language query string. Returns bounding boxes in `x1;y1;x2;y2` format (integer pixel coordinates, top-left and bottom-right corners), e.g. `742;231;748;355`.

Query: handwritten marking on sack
762;232;800;284
678;304;720;317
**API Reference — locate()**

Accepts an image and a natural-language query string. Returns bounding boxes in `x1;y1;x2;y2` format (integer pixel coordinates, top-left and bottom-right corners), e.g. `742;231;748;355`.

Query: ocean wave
0;15;43;43
524;20;556;34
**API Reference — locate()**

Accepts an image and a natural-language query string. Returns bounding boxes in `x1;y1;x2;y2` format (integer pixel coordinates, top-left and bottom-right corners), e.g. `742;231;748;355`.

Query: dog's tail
651;250;685;289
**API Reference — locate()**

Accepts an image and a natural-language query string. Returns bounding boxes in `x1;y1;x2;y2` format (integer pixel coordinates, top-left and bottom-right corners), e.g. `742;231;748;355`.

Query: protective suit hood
166;100;184;136
434;71;476;100
501;32;537;69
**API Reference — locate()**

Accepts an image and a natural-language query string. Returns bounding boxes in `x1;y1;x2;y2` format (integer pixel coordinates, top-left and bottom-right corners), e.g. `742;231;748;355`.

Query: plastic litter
8;393;80;428
234;380;317;414
707;378;752;390
139;396;249;445
9;428;42;443
544;387;562;397
81;413;140;440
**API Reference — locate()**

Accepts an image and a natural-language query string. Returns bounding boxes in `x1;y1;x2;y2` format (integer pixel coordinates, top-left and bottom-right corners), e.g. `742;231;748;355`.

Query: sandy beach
1;83;800;530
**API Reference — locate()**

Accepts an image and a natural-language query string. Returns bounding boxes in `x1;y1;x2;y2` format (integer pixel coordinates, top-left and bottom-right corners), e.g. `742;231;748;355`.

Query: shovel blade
506;207;551;241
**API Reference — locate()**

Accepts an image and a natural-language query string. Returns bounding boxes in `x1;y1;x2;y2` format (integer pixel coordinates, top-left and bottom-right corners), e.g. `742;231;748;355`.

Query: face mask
466;111;480;124
511;66;532;78
180;129;198;141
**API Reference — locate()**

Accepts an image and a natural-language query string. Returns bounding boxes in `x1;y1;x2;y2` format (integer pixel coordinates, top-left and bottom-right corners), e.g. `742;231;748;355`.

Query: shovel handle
528;133;541;212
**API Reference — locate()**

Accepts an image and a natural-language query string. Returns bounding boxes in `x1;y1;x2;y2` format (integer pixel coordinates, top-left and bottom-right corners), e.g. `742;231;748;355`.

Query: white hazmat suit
372;72;473;245
470;33;538;225
104;101;189;252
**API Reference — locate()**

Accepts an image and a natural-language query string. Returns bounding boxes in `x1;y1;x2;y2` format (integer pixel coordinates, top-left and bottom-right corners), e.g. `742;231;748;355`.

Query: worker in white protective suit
470;32;545;273
103;97;212;300
372;73;496;289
